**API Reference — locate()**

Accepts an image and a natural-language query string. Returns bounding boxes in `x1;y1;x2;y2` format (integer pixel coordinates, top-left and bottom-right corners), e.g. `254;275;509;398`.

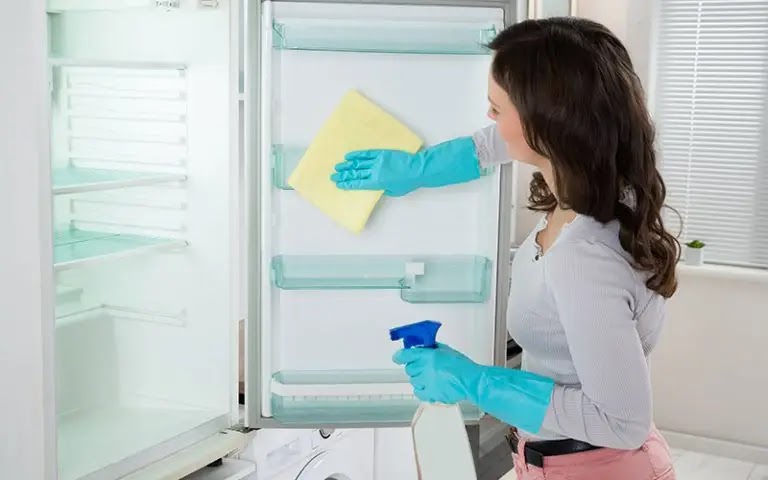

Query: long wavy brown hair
489;17;680;298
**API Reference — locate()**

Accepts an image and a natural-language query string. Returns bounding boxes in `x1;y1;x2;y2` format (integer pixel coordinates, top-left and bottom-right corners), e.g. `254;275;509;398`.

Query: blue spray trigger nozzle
389;320;442;349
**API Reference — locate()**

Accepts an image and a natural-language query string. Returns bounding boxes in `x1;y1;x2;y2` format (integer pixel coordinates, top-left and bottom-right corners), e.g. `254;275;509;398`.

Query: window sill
676;263;768;284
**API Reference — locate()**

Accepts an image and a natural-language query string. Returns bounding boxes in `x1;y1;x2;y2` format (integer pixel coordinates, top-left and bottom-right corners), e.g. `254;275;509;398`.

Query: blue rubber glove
393;343;556;434
330;136;482;197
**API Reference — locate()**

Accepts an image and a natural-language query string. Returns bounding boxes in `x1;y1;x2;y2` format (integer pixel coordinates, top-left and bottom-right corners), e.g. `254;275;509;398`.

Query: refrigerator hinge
229;423;258;434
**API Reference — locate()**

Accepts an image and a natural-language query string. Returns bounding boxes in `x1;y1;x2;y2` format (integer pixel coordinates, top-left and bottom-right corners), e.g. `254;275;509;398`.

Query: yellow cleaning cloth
287;90;423;234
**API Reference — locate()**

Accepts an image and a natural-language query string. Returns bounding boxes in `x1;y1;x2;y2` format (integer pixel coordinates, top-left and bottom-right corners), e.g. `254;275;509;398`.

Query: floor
477;442;768;480
477;441;514;480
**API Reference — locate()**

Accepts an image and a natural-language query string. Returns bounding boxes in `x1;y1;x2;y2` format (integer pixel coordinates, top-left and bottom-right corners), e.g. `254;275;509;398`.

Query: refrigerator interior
47;1;237;478
255;1;507;426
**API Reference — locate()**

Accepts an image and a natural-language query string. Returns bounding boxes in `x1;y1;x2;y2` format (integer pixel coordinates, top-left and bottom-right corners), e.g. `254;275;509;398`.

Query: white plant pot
685;247;704;266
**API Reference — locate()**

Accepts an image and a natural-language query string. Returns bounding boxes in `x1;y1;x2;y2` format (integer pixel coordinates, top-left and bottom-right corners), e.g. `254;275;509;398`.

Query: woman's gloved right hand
330;136;482;197
393;342;556;434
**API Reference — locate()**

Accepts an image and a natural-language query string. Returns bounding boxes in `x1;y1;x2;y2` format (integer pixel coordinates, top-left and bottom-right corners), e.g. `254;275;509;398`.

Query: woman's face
487;72;546;169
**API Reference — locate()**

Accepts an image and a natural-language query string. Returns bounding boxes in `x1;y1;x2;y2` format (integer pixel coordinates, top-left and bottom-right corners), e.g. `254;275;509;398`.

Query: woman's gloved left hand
330;136;481;197
393;342;557;434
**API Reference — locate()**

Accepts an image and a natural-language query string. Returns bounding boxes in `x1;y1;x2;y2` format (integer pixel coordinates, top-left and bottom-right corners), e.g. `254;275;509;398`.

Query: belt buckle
523;445;545;468
506;430;545;469
505;431;518;454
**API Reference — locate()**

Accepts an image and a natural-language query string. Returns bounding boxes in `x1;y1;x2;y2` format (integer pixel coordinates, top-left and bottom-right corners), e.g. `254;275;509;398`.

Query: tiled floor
477;443;768;480
672;449;768;480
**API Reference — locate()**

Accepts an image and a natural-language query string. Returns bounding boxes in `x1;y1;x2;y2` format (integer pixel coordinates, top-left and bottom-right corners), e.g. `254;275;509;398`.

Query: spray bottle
389;320;478;480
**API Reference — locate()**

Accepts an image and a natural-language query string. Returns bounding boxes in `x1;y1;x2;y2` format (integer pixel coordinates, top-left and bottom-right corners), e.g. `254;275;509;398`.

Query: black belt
505;429;602;468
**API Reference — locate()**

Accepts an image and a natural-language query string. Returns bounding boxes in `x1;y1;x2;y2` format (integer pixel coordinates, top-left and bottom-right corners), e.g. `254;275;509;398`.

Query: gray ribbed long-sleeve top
473;125;666;450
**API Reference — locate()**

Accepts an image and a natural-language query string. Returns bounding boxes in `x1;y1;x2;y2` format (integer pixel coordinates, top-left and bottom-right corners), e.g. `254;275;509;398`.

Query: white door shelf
53;166;186;195
271;255;492;303
272;18;498;55
54;228;186;270
269;370;481;425
271;143;495;191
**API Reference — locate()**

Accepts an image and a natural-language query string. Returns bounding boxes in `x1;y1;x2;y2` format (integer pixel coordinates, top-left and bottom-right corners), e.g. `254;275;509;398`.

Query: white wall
651;269;768;450
0;0;56;478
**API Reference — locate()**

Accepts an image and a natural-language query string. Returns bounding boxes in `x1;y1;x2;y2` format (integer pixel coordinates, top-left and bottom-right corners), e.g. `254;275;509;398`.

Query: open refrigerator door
245;0;517;429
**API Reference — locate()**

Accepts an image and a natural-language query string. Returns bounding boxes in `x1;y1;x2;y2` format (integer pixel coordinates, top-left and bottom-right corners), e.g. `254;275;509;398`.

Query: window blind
655;0;768;268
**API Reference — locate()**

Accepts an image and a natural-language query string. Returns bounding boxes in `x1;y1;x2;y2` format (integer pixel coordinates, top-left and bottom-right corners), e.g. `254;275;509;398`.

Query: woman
332;17;678;480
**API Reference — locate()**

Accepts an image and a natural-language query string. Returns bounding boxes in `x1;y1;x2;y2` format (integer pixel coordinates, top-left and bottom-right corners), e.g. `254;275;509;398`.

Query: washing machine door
294;450;366;480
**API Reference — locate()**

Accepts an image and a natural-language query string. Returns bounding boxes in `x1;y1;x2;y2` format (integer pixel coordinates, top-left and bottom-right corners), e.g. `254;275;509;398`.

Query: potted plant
684;239;706;266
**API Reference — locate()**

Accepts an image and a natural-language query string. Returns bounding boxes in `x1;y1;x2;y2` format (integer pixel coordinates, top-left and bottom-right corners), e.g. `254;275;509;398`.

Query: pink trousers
511;427;677;480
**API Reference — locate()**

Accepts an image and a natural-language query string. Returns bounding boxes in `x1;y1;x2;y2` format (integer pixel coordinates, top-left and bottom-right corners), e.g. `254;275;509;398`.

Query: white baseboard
661;429;768;465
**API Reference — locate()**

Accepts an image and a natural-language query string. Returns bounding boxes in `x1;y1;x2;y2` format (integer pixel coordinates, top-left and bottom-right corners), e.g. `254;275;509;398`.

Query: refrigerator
38;0;521;478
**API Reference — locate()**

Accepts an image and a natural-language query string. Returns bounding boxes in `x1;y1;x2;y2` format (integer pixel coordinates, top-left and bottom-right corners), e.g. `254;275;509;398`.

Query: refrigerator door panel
246;0;517;428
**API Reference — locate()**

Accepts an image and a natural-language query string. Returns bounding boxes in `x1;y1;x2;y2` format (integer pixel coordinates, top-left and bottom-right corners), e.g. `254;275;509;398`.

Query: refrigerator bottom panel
58;406;228;480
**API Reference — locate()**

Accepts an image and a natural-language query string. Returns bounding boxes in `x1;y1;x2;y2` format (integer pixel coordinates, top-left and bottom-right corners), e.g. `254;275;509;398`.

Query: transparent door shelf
270;370;481;425
271;255;491;303
53;166;186;195
271;145;304;190
54;228;185;270
272;144;494;190
272;20;497;55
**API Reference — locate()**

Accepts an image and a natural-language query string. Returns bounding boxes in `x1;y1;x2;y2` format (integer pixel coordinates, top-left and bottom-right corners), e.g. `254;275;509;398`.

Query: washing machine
242;428;375;480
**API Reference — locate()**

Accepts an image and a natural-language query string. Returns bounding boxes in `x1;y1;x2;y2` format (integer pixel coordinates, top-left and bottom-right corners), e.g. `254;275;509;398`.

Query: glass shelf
271;144;495;191
270;370;481;425
54;228;185;270
47;0;153;12
271;255;491;303
272;20;497;55
52;166;185;195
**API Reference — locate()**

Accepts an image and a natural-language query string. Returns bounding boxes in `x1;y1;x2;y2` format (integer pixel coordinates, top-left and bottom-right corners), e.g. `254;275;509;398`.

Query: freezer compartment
272;17;496;55
271;254;492;303
271;143;495;191
270;370;481;425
